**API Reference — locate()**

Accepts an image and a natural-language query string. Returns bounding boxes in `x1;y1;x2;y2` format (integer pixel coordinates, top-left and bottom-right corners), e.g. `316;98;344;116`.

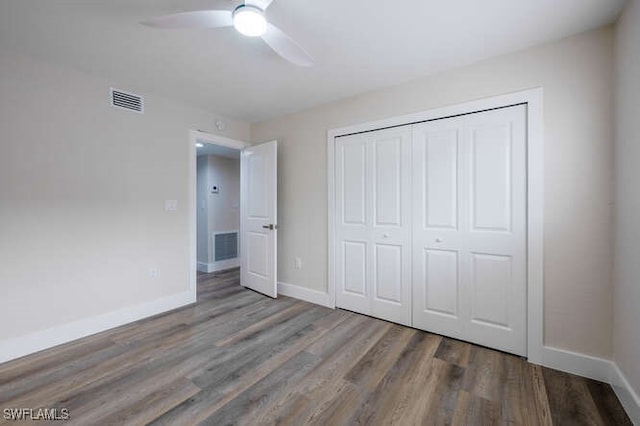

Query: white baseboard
278;281;333;308
197;259;240;273
610;363;640;424
527;346;640;422
0;290;195;364
540;346;613;383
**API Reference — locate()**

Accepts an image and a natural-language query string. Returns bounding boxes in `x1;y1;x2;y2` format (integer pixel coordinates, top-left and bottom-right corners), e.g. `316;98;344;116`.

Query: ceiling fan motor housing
233;4;267;37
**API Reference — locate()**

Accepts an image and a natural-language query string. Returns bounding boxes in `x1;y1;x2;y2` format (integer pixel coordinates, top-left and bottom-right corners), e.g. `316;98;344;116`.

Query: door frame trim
188;130;249;302
326;88;544;362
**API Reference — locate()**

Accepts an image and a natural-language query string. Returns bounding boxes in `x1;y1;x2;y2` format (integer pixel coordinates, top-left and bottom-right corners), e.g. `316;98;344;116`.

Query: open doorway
196;142;241;274
190;131;247;302
189;130;279;302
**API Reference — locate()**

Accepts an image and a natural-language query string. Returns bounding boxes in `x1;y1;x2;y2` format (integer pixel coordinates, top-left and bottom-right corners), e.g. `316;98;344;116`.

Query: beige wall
252;27;615;358
0;51;249;345
613;0;640;400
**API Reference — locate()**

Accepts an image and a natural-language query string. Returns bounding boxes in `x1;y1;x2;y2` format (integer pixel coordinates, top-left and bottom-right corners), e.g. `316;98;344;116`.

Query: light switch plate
165;200;178;211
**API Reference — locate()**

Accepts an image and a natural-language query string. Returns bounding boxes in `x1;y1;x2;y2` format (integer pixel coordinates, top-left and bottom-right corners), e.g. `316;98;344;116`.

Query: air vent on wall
110;88;144;113
214;231;238;262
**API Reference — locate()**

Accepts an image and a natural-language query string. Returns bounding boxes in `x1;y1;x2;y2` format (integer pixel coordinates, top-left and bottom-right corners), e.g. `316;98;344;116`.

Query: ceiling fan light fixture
233;5;267;37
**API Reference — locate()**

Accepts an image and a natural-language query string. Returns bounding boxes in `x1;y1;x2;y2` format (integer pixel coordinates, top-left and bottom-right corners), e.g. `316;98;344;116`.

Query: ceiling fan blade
244;0;274;11
141;10;232;29
261;23;314;67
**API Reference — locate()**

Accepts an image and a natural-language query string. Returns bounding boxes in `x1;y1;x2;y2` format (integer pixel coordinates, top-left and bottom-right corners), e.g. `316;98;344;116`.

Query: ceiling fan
141;0;313;66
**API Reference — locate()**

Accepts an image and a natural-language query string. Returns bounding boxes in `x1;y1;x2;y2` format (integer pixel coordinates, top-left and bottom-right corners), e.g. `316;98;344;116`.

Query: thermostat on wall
212;185;219;194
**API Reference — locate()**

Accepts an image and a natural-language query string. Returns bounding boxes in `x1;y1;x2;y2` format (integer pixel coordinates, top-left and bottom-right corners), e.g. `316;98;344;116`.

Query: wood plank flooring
0;268;631;425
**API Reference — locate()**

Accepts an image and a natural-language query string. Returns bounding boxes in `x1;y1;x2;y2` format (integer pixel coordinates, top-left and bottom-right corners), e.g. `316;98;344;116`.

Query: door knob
435;238;443;243
383;233;390;238
262;224;275;230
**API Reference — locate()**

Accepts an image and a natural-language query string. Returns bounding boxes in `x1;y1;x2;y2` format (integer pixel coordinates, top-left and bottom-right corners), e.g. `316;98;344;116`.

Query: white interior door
241;140;277;298
412;105;527;356
335;127;412;325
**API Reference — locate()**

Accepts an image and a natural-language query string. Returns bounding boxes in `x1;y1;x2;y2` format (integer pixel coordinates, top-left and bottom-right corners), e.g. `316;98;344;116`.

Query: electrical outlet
294;257;303;270
149;268;159;278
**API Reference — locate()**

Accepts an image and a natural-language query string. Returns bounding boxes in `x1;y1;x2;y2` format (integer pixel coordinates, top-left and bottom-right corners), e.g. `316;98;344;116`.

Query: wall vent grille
214;231;238;261
110;88;144;113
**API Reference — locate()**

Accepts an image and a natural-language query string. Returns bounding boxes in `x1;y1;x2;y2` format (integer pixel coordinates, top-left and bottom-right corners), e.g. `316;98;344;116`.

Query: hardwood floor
0;268;630;425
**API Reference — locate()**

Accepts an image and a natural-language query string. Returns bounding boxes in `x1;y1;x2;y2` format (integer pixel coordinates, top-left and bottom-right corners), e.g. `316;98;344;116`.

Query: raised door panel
466;251;526;355
373;243;403;304
341;141;367;226
423;129;459;230
424;249;459;317
246;232;269;279
247;154;268;219
373;136;402;227
470;253;511;328
343;241;367;296
412;245;464;338
469;124;512;233
372;242;410;325
336;237;370;314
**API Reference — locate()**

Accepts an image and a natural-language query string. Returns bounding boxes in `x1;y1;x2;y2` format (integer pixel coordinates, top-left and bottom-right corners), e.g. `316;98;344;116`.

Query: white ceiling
0;0;626;122
197;141;240;159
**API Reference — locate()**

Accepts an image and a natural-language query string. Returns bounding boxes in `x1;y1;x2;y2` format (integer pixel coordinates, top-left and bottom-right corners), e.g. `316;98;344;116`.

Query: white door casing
241;140;278;298
335;127;412;325
412;105;527;356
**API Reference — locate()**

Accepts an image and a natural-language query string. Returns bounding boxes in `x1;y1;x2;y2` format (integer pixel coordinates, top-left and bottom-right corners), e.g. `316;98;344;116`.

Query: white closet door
412;105;527;356
369;127;412;325
335;134;370;315
335;126;412;325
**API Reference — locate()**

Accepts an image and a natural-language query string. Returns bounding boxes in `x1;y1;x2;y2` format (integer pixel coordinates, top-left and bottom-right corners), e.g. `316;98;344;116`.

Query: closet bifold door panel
411;105;527;356
335;126;412;326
